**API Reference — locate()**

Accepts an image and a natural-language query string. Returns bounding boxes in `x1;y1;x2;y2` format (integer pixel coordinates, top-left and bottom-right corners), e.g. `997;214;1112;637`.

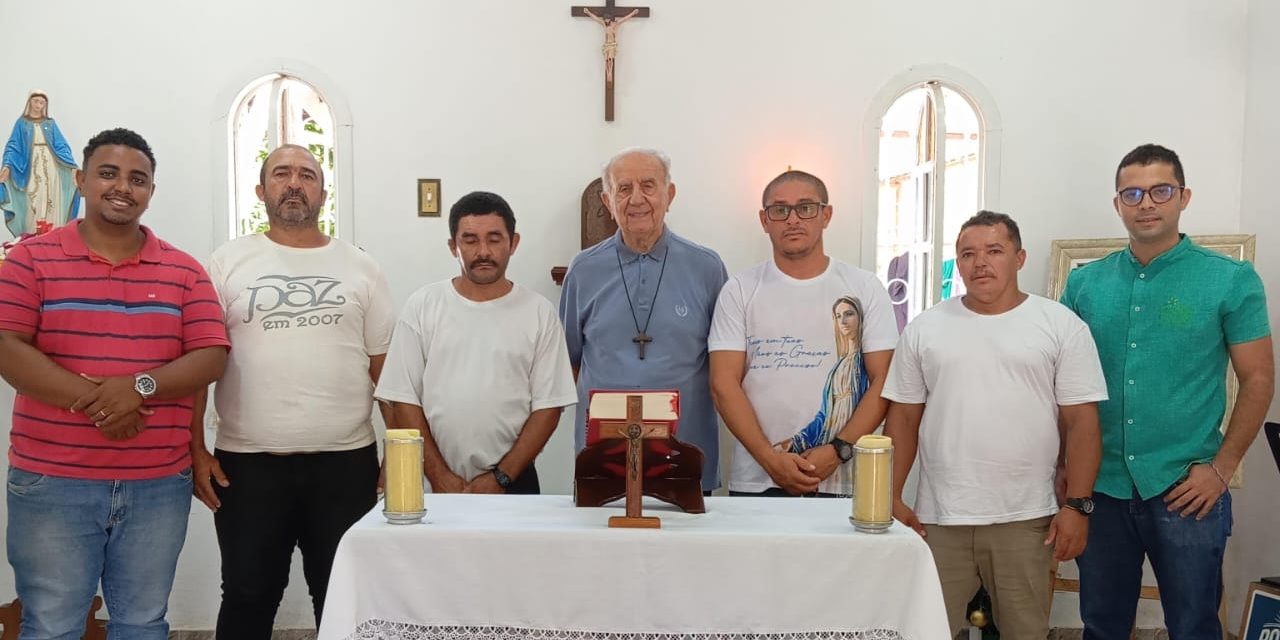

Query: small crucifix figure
632;331;652;360
571;0;650;121
597;394;669;528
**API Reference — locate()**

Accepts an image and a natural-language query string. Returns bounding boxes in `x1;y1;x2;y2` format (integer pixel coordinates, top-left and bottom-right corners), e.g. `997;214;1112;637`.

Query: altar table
318;494;948;640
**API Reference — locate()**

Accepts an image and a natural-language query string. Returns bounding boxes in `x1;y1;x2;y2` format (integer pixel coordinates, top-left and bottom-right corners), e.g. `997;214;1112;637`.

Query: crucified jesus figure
583;7;640;83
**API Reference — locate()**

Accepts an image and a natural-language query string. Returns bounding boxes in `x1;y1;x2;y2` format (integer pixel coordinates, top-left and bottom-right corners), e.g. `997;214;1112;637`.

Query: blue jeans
1077;488;1231;639
6;467;193;640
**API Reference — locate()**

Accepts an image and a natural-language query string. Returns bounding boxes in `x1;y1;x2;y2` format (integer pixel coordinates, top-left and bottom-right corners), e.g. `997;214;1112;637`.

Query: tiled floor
1046;630;1172;640
168;632;316;640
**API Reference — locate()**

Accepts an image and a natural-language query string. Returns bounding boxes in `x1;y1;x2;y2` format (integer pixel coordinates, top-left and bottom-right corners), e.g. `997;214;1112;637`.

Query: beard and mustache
266;187;321;227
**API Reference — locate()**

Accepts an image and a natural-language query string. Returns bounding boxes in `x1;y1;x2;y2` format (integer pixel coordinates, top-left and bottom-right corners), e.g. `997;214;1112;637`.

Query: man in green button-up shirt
1061;143;1274;639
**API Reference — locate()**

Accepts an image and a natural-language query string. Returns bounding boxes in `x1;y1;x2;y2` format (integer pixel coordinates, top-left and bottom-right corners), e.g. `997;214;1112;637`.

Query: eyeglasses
1117;184;1183;207
764;202;826;221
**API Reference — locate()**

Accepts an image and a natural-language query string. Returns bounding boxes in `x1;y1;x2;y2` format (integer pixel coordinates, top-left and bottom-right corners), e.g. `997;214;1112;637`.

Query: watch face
1068;497;1095;515
135;374;157;397
833;442;853;462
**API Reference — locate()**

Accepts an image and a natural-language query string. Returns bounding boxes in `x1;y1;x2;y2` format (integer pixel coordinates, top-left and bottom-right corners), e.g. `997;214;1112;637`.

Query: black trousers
213;444;378;639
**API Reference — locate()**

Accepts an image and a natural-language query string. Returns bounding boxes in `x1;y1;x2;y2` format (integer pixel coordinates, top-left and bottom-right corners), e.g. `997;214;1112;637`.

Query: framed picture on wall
1046;234;1257;488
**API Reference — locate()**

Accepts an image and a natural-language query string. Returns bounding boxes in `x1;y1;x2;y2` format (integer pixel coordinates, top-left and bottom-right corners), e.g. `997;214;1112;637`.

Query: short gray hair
601;147;672;192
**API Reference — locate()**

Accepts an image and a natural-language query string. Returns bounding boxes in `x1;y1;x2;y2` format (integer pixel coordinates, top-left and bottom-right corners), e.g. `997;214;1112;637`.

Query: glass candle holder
383;428;426;524
850;434;893;533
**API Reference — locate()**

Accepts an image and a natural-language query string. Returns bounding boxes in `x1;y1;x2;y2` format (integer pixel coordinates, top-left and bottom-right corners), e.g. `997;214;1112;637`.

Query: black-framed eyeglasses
764;202;826;221
1117;183;1183;207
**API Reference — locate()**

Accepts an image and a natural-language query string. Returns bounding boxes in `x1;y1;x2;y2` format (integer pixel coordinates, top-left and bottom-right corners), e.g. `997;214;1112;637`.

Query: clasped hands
765;443;841;495
428;469;505;494
69;373;152;441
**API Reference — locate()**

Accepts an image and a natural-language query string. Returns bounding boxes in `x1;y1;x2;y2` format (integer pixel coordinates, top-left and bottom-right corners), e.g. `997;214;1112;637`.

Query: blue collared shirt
559;226;728;490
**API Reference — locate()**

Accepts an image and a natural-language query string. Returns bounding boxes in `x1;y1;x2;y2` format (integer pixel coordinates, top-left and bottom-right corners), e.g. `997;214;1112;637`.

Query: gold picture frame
1047;234;1256;488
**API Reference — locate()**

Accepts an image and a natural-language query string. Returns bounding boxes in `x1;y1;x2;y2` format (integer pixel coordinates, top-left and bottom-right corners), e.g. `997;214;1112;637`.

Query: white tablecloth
318;495;948;640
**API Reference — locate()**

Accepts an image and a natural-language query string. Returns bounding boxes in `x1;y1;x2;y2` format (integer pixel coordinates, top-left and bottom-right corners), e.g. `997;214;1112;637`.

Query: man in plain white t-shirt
375;191;576;494
194;145;397;637
882;211;1107;639
709;170;897;497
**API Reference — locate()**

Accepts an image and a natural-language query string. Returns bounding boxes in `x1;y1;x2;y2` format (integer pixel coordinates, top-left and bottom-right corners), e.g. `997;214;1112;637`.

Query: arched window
874;81;986;328
229;74;338;238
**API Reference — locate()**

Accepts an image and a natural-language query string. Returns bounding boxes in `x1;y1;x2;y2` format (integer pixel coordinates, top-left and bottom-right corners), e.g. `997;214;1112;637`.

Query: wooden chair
0;596;108;640
1051;562;1228;639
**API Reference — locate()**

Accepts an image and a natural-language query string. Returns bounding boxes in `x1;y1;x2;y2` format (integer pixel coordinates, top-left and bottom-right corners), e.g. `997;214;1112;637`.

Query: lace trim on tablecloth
344;622;905;640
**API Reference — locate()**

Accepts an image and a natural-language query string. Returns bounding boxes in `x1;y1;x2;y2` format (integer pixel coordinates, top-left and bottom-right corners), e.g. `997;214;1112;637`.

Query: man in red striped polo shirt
0;128;229;639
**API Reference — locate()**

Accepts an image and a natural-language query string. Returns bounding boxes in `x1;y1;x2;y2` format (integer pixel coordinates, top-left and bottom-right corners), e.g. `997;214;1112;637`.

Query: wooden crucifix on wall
571;0;651;121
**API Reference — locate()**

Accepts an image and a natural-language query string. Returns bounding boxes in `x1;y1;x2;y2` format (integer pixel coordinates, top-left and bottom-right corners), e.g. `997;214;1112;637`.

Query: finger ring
96;410;109;419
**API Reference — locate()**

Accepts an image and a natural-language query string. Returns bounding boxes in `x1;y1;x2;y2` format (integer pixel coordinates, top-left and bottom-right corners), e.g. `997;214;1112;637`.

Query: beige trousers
924;516;1055;640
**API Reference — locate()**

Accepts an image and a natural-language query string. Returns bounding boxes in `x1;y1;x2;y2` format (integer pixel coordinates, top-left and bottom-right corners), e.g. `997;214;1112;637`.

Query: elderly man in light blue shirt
559;148;728;492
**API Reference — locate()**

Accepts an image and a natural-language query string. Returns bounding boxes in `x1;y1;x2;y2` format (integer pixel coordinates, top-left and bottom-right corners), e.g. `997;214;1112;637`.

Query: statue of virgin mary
0;91;80;239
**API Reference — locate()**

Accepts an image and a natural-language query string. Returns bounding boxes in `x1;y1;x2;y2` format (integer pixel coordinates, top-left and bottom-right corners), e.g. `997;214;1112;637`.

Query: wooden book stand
575;394;705;524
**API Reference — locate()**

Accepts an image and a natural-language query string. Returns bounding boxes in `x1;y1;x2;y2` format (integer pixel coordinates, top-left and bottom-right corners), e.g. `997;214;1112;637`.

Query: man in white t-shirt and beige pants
193;145;397;638
883;211;1108;639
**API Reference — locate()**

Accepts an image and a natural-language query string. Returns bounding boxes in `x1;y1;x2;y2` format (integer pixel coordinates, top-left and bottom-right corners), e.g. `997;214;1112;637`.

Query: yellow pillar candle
851;434;893;533
384;429;425;523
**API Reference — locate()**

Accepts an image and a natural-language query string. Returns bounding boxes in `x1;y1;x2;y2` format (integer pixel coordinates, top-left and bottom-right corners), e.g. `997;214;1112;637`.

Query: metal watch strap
133;372;158;399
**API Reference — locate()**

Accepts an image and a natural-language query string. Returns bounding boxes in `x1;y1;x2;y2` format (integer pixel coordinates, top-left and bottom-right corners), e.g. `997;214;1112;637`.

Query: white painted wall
1225;0;1280;632
0;0;1268;631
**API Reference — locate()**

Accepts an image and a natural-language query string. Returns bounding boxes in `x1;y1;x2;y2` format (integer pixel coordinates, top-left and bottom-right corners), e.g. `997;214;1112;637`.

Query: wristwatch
829;437;854;464
492;467;513;490
134;373;158;399
1064;496;1095;516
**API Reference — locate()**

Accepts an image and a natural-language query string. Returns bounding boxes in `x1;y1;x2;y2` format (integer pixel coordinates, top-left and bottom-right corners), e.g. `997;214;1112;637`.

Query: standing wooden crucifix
597;394;669;528
571;0;651;121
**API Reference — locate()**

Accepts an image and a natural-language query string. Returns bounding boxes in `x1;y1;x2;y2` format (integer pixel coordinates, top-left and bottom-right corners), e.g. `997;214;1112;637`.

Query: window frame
213;66;354;246
861;65;1002;318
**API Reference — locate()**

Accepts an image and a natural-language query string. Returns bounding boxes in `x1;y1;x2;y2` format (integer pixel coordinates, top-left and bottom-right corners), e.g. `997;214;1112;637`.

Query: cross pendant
632;332;652;359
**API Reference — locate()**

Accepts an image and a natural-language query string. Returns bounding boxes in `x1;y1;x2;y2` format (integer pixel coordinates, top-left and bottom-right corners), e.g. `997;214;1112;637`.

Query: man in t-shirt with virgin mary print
709;170;898;496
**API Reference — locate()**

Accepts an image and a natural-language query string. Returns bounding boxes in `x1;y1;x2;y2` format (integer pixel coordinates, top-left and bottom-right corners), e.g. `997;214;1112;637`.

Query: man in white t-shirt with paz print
709;170;898;497
375;191;576;495
882;211;1107;639
195;145;396;638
